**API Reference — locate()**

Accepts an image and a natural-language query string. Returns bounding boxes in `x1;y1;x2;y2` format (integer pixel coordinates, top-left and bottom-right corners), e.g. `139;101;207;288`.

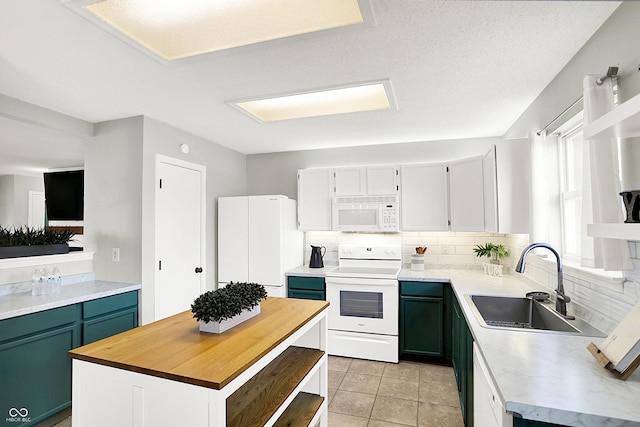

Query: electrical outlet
112;247;120;262
441;244;450;254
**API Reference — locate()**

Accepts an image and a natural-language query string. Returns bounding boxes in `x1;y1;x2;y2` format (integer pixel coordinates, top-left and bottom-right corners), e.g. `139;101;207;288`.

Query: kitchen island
68;297;329;427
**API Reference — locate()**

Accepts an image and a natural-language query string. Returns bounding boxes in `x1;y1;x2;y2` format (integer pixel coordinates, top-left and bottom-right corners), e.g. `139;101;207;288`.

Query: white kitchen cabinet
334;167;366;196
367;165;399;196
473;343;513;427
297;168;333;231
483;146;498;232
400;163;449;231
449;155;485;231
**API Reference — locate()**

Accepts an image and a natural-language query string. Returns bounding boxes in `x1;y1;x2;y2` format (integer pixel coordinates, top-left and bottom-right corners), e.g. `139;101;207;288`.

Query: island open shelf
68;297;329;427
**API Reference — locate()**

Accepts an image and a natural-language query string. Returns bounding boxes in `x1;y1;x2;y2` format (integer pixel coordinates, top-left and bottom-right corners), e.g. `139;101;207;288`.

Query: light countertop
0;280;141;321
288;266;640;426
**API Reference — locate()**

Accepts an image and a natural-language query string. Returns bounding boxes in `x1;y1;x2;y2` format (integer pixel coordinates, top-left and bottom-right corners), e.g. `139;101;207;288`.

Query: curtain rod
536;96;583;136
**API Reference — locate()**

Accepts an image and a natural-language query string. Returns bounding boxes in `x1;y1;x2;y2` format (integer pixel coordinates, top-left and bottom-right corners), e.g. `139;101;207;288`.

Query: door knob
195;267;203;273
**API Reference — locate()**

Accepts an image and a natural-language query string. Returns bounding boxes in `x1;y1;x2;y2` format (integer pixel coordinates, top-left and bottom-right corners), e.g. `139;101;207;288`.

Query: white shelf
0;251;94;270
584;92;640;140
587;223;640;240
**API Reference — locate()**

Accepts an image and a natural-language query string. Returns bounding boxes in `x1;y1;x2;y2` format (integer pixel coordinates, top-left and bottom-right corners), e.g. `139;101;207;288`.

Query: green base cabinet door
400;296;444;357
452;294;474;427
399;281;447;358
0;305;81;427
82;291;139;344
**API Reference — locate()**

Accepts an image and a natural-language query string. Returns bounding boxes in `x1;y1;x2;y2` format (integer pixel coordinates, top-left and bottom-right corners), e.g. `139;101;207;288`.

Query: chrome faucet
515;243;575;320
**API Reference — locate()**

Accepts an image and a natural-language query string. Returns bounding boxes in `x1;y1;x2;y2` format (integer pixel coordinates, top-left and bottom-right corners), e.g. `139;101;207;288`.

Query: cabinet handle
195;267;203;273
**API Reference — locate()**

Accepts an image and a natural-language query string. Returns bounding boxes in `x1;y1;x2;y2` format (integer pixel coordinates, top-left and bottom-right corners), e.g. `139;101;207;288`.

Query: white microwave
332;196;399;232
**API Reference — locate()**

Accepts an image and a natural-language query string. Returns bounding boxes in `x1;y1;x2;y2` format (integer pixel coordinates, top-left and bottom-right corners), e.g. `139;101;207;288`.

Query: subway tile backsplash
304;231;640;334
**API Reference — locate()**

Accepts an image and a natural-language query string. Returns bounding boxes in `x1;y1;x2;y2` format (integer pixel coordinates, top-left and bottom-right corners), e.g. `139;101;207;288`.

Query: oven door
326;276;398;336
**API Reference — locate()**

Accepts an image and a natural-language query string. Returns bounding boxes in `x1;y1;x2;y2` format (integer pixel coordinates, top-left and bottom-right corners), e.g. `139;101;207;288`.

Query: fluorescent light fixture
233;81;393;122
81;0;364;60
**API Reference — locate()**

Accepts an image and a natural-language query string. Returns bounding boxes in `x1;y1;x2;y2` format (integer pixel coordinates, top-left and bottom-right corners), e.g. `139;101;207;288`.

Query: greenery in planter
191;282;268;324
0;226;75;247
473;242;509;261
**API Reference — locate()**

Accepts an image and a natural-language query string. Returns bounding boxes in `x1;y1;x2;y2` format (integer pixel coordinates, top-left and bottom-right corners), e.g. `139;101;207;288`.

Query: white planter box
199;304;261;334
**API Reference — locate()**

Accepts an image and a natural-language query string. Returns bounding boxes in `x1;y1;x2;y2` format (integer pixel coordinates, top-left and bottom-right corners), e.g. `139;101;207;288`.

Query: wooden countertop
68;297;329;390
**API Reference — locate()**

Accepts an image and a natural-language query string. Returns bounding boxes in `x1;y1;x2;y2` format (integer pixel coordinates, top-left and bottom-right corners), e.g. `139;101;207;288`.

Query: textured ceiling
0;0;621;175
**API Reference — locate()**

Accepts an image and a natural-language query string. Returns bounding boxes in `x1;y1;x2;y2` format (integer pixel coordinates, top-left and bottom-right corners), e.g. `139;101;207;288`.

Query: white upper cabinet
483;146;498;232
449;155;485;231
367;165;399;196
400;163;449;231
334;167;367;196
297;168;333;231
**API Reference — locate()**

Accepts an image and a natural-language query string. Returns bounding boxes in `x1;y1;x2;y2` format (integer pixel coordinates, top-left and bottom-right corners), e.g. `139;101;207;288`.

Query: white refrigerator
217;195;303;297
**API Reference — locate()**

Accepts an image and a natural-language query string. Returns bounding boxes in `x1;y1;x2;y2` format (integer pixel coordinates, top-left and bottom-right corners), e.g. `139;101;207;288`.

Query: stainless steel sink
465;294;606;337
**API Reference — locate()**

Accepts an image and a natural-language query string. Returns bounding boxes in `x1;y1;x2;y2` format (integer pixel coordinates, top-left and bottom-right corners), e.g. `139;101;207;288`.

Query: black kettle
309;245;326;268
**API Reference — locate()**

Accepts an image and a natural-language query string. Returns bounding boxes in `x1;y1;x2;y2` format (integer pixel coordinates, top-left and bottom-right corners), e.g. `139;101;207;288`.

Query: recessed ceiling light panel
232;80;395;122
77;0;365;60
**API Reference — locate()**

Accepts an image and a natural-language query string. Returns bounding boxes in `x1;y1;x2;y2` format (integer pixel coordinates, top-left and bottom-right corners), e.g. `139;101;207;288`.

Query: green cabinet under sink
0;290;138;426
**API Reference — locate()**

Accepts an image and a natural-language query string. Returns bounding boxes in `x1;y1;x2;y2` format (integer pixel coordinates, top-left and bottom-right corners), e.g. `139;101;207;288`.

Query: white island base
69;297;329;427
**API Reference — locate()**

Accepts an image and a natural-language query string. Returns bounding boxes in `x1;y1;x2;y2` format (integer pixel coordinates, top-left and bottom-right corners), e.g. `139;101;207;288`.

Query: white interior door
28;191;46;228
155;157;206;320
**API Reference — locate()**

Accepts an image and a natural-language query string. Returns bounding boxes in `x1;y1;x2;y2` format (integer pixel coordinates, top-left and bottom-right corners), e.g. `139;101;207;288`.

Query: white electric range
325;244;401;363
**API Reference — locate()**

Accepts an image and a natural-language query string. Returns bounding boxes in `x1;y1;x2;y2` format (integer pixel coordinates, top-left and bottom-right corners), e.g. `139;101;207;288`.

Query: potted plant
191;282;268;334
0;226;75;259
473;242;509;265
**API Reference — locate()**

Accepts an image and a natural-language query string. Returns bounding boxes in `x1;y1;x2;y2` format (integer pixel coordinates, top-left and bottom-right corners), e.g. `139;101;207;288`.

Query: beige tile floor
327;356;464;427
53;357;463;427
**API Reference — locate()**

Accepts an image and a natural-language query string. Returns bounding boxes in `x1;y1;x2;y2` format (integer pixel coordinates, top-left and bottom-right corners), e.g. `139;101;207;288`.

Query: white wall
246;136;529;234
0;174;45;227
0;175;14;225
84;116;144;285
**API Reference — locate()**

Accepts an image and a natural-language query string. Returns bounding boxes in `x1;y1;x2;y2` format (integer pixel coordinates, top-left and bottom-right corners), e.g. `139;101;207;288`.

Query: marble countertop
287;265;640;426
0;280;141;321
286;265;336;277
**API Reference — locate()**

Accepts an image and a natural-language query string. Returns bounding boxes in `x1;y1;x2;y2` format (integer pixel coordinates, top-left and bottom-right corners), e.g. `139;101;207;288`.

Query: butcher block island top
69;296;329;389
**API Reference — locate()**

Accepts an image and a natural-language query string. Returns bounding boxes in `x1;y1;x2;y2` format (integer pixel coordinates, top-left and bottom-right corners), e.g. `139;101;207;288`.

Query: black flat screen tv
43;170;84;221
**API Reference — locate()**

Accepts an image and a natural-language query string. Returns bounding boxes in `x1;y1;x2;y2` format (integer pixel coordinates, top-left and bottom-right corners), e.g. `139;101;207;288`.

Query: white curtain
581;75;632;271
528;130;562;249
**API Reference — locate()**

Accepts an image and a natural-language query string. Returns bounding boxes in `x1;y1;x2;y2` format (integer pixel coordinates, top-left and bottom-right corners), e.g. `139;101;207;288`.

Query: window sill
538;255;625;292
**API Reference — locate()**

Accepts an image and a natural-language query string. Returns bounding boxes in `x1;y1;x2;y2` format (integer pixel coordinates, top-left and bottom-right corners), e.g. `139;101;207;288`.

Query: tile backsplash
303;231;510;269
305;231;640;334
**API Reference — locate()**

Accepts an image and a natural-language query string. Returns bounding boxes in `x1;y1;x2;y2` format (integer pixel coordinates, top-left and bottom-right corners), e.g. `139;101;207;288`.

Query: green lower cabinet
287;276;325;300
400;296;444;357
82;291;139;344
452;294;474;427
0;306;81;427
0;290;139;426
399;281;447;358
